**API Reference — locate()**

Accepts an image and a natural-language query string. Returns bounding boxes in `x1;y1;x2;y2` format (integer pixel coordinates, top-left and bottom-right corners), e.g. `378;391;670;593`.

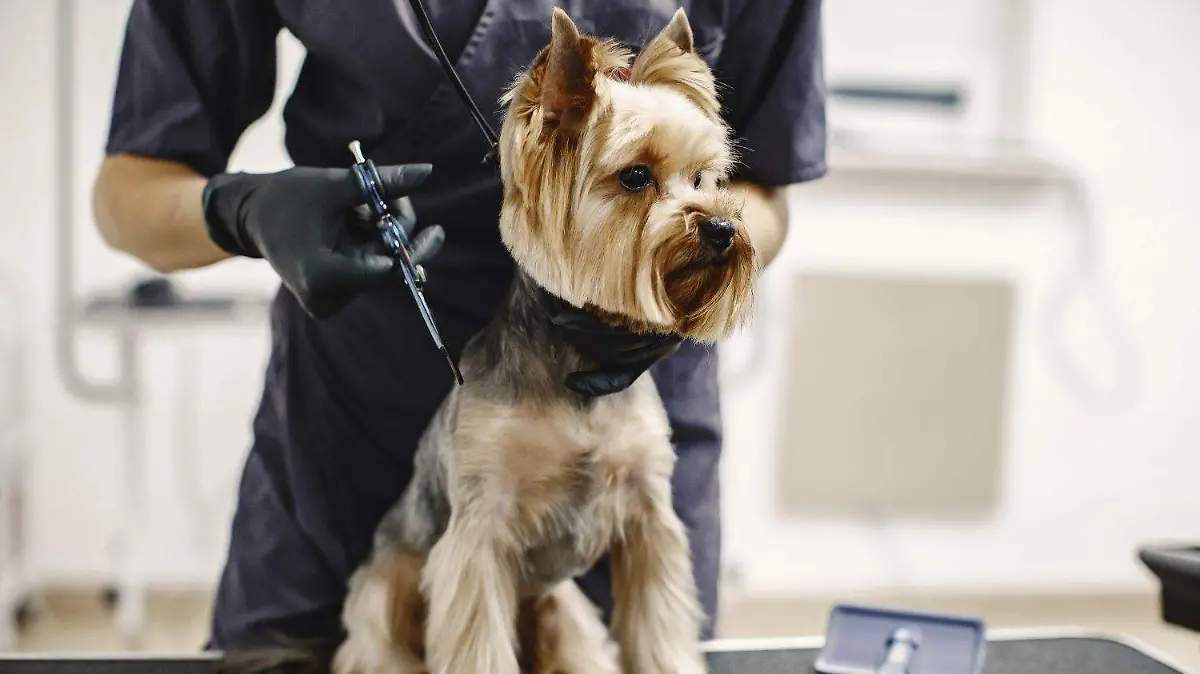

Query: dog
325;8;756;674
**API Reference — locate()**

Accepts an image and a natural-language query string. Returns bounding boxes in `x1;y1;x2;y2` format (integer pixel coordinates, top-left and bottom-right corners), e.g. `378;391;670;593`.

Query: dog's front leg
612;471;707;674
422;509;520;674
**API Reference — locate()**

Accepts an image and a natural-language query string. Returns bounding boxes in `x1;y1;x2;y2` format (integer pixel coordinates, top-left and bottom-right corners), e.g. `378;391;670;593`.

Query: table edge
0;627;1191;674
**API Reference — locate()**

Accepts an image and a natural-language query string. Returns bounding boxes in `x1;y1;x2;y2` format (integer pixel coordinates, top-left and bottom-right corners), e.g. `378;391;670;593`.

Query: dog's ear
656;8;695;54
629;9;719;119
633;9;697;73
541;8;598;134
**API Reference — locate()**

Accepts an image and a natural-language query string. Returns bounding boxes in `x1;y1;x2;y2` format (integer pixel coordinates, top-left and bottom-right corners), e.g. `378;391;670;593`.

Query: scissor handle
350;159;392;220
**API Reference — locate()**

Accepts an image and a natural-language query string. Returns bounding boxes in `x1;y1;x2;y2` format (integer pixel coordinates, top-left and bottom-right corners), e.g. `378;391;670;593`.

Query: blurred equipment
127;277;178;308
823;134;1140;414
815;604;986;674
774;273;1012;519
62;282;268;650
812;0;1138;412
1139;544;1200;635
830;82;965;111
52;0;270;648
725;0;1141;414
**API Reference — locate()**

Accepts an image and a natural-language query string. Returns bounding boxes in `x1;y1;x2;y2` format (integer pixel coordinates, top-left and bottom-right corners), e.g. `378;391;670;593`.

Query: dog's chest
494;386;673;593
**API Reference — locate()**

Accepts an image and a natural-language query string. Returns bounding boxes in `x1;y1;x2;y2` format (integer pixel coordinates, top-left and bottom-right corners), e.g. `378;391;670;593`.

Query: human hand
201;164;444;318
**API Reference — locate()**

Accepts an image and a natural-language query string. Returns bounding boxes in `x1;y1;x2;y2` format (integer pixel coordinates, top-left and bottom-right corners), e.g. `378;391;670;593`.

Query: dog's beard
646;207;757;341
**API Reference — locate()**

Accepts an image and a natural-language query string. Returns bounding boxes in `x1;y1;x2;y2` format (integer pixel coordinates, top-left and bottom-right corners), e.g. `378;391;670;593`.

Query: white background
1;0;1198;598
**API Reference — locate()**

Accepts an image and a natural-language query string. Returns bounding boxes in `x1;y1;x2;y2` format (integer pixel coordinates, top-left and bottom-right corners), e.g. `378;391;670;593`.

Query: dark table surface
0;633;1190;674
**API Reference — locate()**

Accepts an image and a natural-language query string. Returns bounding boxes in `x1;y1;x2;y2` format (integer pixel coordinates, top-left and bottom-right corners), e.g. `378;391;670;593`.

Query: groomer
93;0;826;652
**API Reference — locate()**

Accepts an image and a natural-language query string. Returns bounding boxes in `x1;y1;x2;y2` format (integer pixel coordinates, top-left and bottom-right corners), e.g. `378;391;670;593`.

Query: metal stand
113;322;145;649
52;0;141;648
66;298;268;648
0;275;30;650
51;0;271;648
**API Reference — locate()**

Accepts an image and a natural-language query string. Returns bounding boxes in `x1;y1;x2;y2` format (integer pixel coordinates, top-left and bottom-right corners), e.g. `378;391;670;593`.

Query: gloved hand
549;306;683;397
202;164;444;319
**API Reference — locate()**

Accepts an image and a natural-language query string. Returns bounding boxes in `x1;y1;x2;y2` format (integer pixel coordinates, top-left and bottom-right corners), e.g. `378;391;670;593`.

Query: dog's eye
618;165;654;192
694;172;703;189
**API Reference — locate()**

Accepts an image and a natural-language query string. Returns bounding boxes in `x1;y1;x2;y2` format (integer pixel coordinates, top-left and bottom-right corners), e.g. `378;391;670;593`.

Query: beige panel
776;273;1012;517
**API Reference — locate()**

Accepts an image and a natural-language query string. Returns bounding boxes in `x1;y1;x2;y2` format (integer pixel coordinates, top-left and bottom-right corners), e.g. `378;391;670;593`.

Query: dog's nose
699;217;736;252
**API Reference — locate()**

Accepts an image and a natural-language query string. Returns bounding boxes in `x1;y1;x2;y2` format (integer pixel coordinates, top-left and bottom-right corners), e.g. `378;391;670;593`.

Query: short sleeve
715;0;827;187
105;1;283;178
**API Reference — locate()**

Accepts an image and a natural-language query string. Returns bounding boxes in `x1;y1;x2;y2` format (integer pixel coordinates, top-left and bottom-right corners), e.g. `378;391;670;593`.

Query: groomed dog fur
222;8;758;674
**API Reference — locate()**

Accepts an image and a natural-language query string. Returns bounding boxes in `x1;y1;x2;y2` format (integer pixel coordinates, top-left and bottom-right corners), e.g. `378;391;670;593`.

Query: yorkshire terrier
331;8;757;674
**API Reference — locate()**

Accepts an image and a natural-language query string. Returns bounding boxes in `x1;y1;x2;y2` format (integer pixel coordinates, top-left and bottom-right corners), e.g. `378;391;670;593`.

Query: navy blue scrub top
105;0;826;649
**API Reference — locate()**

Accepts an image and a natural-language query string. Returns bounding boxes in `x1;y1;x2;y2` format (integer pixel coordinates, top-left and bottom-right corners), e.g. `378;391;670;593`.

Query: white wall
1;0;1198;597
721;0;1200;597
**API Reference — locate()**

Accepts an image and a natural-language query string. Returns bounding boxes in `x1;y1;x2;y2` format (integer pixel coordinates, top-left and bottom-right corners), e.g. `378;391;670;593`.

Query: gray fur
463;270;589;403
371;270;610;576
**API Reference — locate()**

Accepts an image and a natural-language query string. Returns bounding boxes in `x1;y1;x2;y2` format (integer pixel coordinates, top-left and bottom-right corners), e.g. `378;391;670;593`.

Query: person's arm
93;153;229;272
97;1;282;270
729;180;788;268
99;3;444;319
716;0;827;270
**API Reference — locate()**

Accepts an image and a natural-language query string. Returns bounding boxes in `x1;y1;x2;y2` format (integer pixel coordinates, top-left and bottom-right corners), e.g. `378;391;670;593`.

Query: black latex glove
202;164;444;319
549;306;683;397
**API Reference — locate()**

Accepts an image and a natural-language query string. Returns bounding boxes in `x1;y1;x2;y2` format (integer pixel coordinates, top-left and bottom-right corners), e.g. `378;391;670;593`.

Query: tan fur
522;583;620;674
611;475;705;674
336;550;428;674
414;380;679;674
334;8;757;674
338;549;612;674
628;10;721;122
500;8;756;342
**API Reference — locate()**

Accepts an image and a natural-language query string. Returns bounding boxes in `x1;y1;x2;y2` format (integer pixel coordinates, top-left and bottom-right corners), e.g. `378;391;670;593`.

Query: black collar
531;282;577;319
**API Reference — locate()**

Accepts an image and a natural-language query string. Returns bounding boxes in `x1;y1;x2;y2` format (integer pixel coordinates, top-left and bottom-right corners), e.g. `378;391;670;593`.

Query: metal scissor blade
385;215;463;385
407;283;463;385
348;140;463;385
440;346;464;385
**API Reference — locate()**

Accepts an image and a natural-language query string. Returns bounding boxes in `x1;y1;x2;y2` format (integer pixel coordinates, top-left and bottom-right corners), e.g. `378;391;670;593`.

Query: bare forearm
92;154;232;272
730;180;788;269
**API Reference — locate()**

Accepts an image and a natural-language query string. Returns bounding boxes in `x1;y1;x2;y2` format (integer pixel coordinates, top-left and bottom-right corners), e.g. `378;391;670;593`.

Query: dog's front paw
629;648;706;674
671;650;708;674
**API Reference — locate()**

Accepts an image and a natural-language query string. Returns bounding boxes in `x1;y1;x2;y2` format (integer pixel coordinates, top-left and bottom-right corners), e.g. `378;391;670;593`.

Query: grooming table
0;629;1190;674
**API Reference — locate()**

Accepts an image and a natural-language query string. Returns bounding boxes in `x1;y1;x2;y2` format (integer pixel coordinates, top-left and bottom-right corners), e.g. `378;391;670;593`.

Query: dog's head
498;8;757;342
